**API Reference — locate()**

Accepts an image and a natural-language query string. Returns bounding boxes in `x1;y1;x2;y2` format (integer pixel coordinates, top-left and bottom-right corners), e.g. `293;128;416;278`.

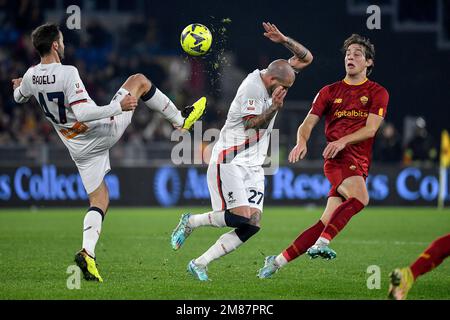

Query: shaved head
261;59;296;95
266;59;296;84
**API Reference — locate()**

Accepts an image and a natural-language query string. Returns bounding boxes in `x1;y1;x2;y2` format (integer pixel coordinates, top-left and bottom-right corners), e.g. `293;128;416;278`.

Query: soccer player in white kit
171;22;313;281
12;23;207;282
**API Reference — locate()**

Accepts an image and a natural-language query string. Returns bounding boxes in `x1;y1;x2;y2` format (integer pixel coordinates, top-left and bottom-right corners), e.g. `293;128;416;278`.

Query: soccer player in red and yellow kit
388;233;450;300
258;33;389;278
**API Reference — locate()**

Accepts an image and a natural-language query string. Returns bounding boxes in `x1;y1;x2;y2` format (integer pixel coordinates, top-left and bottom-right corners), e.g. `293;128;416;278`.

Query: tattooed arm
284;36;314;72
244;87;286;130
244;105;278;130
263;22;313;72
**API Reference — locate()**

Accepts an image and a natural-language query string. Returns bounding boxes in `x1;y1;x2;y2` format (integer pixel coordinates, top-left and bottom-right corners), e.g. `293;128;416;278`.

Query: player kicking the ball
258;33;389;278
171;22;313;281
12;23;206;282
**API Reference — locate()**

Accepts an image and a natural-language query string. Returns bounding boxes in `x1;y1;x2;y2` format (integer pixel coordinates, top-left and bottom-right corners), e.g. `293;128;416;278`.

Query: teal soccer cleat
257;255;280;279
171;213;192;250
187;259;209;281
307;244;337;260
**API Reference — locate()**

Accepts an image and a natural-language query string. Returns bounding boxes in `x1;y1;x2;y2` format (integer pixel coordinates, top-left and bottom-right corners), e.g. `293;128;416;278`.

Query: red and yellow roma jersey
310;78;389;174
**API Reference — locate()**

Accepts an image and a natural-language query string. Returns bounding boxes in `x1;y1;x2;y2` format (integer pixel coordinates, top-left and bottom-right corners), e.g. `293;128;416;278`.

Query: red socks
282;198;365;262
282;220;325;261
321;198;365;241
410;233;450;280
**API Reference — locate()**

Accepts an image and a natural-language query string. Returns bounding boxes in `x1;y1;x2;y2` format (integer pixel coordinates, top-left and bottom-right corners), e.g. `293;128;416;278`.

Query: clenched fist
12;78;23;90
120;95;138;111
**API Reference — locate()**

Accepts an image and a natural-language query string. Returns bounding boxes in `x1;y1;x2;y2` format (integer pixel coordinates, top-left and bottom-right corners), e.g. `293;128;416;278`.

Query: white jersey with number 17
16;63;122;158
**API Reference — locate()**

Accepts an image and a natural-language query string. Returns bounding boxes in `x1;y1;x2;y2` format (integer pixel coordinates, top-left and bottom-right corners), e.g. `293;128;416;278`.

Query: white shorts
72;88;133;194
104;88;134;149
207;163;265;212
74;150;111;194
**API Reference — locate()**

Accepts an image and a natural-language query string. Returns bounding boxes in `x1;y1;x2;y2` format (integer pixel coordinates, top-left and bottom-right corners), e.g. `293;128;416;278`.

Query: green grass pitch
0;207;449;300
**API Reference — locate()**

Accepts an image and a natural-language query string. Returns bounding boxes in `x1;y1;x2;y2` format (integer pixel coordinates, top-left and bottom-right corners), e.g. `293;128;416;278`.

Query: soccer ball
180;23;212;56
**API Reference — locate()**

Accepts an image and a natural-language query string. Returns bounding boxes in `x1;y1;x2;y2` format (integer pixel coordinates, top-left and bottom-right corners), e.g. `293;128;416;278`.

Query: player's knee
343;187;369;207
229;206;252;218
248;210;262;227
362;197;369;207
356;194;369;207
224;209;250;228
132;73;151;92
235;224;260;242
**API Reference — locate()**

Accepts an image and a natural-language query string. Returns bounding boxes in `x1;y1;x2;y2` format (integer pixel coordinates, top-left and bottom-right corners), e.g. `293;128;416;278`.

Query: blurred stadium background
1;0;449;208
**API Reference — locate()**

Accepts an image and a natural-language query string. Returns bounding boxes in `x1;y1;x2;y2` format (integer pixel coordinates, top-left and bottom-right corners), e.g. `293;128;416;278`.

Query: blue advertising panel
0;165;448;207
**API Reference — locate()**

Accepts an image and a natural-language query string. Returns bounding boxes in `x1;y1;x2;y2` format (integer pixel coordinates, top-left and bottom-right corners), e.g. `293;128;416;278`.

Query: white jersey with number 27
210;69;276;167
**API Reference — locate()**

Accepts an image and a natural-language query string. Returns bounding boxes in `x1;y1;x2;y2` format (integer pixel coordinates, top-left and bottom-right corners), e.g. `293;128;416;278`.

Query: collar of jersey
342;77;368;86
39;62;61;66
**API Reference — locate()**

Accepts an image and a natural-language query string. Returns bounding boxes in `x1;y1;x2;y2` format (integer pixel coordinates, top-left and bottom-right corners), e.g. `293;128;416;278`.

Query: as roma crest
360;96;369;105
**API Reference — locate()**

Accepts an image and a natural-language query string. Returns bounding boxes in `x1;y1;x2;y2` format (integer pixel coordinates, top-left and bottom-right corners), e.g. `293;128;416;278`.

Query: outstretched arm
263;22;313;72
71;96;137;123
322;113;384;159
12;77;32;104
66;67;137;122
288;112;320;163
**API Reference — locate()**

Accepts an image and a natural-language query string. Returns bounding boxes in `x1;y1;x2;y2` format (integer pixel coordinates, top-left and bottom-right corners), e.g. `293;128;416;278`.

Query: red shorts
324;157;368;198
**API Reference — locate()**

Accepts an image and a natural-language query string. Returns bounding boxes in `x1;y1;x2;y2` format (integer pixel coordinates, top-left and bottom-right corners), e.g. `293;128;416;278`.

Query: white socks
143;87;184;127
275;254;289;267
82;209;103;258
315;236;330;247
188;211;226;228
195;230;243;266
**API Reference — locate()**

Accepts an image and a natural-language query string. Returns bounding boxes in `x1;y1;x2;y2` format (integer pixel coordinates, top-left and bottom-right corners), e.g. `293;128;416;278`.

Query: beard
57;47;64;60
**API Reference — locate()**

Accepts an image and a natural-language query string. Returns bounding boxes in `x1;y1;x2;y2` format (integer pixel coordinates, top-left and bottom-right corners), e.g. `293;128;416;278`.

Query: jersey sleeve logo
247;99;256;110
75;82;84;94
378;107;384;116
